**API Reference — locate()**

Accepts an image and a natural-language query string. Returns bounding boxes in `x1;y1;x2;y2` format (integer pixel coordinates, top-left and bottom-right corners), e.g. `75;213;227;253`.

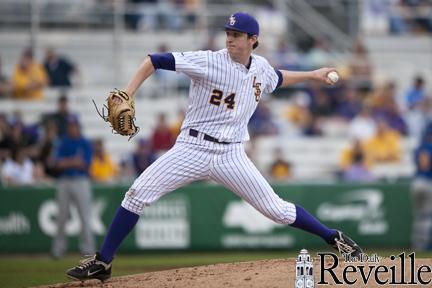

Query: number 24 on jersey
209;89;236;110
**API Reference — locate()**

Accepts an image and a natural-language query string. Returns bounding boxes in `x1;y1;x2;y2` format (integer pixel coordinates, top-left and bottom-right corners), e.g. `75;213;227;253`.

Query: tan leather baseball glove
93;89;139;140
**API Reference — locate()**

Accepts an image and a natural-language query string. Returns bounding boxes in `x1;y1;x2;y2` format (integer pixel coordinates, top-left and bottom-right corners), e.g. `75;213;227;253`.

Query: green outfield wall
0;183;412;252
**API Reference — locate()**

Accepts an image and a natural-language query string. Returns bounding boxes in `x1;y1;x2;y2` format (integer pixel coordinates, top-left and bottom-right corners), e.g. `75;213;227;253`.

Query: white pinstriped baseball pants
122;130;297;225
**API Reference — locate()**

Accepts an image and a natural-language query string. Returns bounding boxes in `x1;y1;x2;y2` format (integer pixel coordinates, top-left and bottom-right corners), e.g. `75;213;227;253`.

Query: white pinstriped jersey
172;49;279;142
122;48;297;224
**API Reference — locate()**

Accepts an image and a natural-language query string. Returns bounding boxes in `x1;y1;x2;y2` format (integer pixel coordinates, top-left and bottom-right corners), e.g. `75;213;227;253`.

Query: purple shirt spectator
342;164;375;183
337;87;362;120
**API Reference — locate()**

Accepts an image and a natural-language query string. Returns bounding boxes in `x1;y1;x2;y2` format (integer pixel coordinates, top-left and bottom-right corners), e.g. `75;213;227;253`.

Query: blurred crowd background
0;0;432;186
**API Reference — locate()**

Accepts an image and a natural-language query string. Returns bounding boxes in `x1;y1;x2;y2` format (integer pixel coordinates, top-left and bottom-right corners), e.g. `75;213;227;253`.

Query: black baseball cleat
66;252;112;282
330;230;364;258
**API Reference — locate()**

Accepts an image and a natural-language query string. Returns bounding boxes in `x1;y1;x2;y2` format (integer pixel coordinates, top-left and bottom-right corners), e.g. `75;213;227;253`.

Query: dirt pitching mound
37;257;432;288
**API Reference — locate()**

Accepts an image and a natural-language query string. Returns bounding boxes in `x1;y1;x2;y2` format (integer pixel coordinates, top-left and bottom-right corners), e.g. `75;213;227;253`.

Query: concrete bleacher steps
365;35;432;95
0;31;206;86
1;31;430;92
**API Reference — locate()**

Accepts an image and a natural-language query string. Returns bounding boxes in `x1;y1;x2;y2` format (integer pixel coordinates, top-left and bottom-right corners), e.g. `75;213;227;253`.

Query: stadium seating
0;31;428;181
0;86;416;181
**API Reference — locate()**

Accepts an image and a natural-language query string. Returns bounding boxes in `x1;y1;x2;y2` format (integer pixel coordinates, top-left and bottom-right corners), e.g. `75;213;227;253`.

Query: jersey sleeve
172;50;208;79
262;60;280;94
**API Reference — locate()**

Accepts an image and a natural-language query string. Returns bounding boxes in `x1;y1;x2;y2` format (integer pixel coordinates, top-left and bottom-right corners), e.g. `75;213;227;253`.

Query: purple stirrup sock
290;204;337;244
99;206;139;263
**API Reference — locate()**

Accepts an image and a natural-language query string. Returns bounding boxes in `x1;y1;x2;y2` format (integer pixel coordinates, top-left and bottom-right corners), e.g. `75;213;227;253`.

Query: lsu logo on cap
229;15;236;26
224;12;259;36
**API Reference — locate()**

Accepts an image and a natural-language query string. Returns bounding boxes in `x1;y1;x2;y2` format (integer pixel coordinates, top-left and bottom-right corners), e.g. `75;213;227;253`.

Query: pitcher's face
225;30;255;58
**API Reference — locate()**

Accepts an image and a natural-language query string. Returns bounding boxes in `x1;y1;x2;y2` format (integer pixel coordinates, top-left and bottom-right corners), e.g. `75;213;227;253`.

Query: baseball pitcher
67;12;363;283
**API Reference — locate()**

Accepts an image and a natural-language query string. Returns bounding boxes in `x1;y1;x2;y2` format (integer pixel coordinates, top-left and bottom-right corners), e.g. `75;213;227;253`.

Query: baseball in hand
327;71;339;83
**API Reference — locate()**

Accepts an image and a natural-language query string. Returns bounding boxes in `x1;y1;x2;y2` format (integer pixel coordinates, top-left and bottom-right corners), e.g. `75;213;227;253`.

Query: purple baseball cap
224;12;259;36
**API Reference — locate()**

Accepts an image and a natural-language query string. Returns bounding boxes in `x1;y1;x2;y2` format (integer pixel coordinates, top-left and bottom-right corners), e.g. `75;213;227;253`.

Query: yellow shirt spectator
269;148;292;182
285;92;311;129
363;120;401;165
90;153;118;183
340;139;372;170
12;50;48;100
270;160;292;181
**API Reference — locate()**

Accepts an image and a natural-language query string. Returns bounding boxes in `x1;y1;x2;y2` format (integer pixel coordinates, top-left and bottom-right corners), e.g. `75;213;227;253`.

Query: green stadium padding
0;183;412;252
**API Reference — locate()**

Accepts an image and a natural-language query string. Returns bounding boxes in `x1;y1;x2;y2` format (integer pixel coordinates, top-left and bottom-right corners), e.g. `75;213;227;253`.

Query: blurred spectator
170;109;186;138
403;0;432;33
42;93;75;137
255;4;287;42
151;113;174;153
52;116;94;259
90;138;118;183
360;0;390;34
342;149;375;183
405;75;426;110
406;96;432;138
389;1;409;34
363;119;402;164
302;83;330;137
0;112;39;166
270;39;301;71
309;85;334;118
0;56;12;98
340;139;367;170
269;147;292;182
347;40;373;94
284;92;311;134
302;114;323;137
337;86;363;120
125;0;182;31
161;0;183;31
348;106;377;141
371;81;408;135
0;114;10;163
0;121;34;152
128;138;157;176
183;0;201;29
11;110;40;154
305;38;334;69
411;122;432;251
124;0;158;31
1;146;36;186
11;48;48;100
43;48;79;87
37;120;59;178
249;101;278;138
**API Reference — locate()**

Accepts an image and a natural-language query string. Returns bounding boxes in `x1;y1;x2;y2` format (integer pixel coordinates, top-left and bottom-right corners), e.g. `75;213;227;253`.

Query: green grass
1;250;431;288
0;251;291;288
